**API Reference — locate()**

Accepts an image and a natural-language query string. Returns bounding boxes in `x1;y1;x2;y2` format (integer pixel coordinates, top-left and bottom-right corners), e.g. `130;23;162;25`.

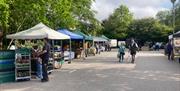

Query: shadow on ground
1;50;180;91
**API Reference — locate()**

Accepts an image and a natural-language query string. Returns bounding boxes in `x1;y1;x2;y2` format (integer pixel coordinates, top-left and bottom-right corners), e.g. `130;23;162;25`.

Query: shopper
166;42;173;61
129;39;138;64
39;38;50;82
32;45;42;79
155;42;160;51
95;43;99;54
118;43;125;63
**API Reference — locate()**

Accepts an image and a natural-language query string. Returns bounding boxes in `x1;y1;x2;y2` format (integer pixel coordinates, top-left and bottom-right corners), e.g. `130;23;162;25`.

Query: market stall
6;23;70;81
74;30;94;56
93;36;108;54
58;29;84;60
168;31;180;60
100;35;111;51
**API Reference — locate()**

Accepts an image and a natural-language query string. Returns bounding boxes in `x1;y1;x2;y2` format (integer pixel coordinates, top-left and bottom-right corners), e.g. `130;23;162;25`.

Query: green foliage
0;0;98;34
127;18;172;43
0;0;99;49
7;0;49;33
48;0;77;29
71;0;101;35
175;2;180;31
102;5;133;39
156;10;172;26
72;0;95;21
6;0;78;33
156;3;180;32
102;4;173;44
0;0;9;31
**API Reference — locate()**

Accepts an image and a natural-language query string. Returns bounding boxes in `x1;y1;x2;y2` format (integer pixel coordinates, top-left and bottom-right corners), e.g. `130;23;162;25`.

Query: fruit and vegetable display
15;48;31;81
17;71;30;77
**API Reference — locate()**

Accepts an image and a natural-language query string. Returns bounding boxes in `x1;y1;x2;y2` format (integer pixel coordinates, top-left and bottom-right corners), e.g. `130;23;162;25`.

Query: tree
71;0;101;35
102;5;133;39
156;2;180;32
0;0;99;49
175;2;180;31
6;0;98;33
0;0;9;49
47;0;77;29
7;0;77;33
156;10;172;26
127;18;172;44
0;0;9;31
7;0;49;33
72;0;95;21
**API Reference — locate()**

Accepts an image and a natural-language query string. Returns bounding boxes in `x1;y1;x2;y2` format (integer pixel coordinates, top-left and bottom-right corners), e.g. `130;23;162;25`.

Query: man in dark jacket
129;39;138;64
39;38;50;82
166;42;173;61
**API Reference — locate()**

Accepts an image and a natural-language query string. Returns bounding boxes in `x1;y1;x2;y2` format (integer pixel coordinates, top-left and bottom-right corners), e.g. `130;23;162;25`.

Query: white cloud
130;6;169;19
92;0;172;21
92;2;115;20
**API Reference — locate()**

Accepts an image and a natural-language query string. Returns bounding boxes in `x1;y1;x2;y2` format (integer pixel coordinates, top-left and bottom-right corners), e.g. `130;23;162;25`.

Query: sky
91;0;178;21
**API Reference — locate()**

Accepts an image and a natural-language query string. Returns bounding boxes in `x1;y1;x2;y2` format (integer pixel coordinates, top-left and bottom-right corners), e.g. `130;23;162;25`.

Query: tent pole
7;39;14;49
61;40;63;60
68;39;72;64
83;39;85;60
61;40;62;51
52;40;55;53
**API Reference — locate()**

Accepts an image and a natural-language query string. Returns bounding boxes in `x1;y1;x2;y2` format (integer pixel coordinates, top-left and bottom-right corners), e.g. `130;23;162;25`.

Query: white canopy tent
6;23;73;63
6;23;70;40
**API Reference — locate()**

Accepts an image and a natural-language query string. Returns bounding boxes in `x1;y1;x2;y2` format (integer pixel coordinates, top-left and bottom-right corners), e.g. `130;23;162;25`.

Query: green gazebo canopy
101;35;110;40
93;36;108;42
74;30;93;41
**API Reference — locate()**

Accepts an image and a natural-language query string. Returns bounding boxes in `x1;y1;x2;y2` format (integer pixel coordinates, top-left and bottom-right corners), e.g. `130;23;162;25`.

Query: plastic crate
0;71;15;84
16;48;31;55
0;50;15;60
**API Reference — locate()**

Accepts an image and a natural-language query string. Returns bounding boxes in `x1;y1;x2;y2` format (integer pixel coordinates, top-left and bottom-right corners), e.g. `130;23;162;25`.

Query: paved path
0;49;180;91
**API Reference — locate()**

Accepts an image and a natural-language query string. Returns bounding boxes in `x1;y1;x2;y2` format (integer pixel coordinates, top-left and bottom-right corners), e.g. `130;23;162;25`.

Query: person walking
166;41;173;61
39;38;50;82
118;43;125;63
129;39;138;64
95;43;100;54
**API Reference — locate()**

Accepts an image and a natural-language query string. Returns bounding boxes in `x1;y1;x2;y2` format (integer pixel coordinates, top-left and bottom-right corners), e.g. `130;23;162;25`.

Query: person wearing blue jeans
36;58;42;79
32;45;42;79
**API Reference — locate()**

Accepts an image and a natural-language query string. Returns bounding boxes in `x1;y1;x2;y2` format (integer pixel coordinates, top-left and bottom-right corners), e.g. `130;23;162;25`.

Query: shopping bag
126;54;131;63
54;61;60;69
59;59;64;64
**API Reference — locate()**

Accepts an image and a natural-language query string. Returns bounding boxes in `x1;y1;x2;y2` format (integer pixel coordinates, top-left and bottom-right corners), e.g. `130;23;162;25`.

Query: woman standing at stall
32;45;42;80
